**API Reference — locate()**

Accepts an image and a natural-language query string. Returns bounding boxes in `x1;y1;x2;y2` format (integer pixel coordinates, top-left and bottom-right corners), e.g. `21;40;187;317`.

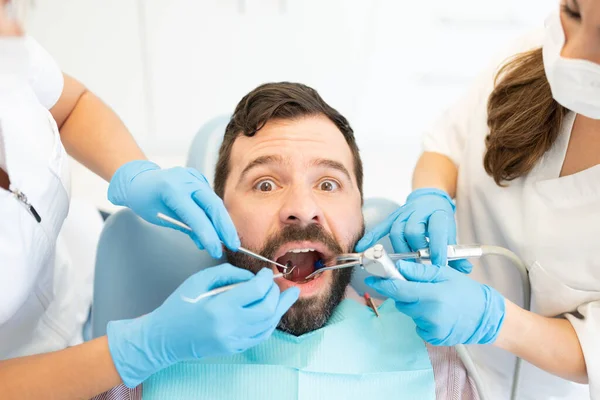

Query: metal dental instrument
364;292;380;317
304;244;405;281
180;272;287;303
156;212;297;303
156;212;294;273
304;244;486;281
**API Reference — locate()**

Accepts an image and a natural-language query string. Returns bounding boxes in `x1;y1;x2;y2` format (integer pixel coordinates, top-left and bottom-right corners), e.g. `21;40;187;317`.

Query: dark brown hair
484;48;568;185
214;82;363;198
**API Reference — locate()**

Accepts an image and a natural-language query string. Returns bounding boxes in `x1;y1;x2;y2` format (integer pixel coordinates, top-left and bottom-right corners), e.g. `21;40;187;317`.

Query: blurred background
25;0;555;213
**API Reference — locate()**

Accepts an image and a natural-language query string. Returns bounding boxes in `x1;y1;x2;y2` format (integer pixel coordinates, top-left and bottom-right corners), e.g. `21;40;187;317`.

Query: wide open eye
318;180;339;192
254;179;278;192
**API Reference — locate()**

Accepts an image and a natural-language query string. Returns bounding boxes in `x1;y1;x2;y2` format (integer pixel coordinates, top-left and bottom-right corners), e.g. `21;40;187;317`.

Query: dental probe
180;272;286;303
156;212;291;271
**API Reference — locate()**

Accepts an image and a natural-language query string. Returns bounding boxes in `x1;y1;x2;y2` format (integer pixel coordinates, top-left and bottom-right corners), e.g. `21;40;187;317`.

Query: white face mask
3;0;29;26
543;11;600;120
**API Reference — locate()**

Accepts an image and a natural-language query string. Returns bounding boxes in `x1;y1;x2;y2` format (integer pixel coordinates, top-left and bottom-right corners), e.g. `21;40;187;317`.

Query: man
96;82;479;399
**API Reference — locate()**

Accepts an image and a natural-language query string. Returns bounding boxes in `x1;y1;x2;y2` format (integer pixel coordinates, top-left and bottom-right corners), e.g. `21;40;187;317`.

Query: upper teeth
289;248;316;253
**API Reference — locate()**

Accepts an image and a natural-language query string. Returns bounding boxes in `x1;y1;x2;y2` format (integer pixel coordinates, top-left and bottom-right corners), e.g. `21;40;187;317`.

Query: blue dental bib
144;299;435;400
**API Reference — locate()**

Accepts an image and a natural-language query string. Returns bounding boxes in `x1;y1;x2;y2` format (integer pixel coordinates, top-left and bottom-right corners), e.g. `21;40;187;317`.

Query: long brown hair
484;48;568;185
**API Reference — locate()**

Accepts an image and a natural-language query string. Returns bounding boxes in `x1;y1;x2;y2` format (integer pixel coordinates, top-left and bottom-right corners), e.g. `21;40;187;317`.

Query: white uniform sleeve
0;37;29;81
421;29;546;167
24;36;64;110
0;38;30;172
566;302;600;397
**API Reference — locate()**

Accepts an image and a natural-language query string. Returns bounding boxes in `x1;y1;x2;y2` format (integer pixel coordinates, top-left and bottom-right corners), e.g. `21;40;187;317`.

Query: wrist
107;316;167;388
492;299;526;351
107;160;160;207
477;286;507;345
407;188;456;212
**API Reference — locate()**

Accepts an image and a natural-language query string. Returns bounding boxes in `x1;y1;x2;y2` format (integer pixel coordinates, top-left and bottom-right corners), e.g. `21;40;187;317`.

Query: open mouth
275;248;326;282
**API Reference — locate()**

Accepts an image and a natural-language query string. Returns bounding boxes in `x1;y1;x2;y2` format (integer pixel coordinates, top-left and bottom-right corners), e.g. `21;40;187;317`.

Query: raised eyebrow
239;155;284;181
312;158;352;182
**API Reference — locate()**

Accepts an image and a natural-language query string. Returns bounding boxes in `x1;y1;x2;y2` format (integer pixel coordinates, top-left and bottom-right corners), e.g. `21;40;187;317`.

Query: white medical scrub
422;29;599;400
0;36;99;358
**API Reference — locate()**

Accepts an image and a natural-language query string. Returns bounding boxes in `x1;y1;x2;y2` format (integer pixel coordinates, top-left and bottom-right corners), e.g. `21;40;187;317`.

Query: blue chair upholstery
91;116;399;338
185;115;230;182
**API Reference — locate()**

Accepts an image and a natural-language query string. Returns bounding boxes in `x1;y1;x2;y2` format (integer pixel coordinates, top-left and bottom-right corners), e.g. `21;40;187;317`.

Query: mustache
260;224;345;260
227;223;365;275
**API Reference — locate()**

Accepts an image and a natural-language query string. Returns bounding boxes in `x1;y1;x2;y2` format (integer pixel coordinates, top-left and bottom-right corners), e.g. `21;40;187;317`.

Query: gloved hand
365;260;505;346
108;160;238;257
356;188;472;273
107;264;299;388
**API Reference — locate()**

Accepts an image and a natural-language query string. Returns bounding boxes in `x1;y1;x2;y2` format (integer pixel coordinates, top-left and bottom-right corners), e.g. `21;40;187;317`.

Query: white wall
26;0;555;212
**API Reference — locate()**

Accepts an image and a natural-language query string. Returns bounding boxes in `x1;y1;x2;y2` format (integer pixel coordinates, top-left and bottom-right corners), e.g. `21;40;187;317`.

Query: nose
279;185;324;227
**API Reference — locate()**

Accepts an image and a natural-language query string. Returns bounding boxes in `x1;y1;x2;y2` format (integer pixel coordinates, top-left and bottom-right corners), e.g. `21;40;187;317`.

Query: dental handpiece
389;244;484;262
305;244;486;281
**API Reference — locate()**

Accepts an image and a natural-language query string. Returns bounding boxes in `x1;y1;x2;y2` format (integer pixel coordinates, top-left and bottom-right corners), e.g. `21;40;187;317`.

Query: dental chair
91;115;395;338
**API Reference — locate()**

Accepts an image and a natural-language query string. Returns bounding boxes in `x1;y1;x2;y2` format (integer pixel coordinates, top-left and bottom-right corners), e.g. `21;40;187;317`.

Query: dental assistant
0;3;298;398
358;1;600;399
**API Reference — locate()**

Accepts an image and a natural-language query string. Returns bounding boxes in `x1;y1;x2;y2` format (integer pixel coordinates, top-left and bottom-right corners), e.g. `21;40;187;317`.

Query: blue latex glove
108;160;239;257
107;264;299;388
365;260;505;346
356;188;472;273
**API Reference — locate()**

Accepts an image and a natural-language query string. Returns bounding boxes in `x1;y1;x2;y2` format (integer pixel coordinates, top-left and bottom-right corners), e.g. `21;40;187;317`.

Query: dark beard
225;223;364;336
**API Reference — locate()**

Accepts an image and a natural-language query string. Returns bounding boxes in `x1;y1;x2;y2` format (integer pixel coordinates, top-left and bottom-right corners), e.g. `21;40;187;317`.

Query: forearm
52;75;145;181
412;152;458;197
58;90;145;181
0;336;122;399
494;300;587;384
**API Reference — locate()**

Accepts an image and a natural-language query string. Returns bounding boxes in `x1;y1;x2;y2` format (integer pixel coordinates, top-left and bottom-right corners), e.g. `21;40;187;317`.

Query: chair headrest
186;115;230;183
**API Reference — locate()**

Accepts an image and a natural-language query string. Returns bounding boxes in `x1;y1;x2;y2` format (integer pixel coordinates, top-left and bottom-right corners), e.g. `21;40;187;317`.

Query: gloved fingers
414;326;440;345
239;285;299;326
393;301;426;322
274;287;300;320
185;168;210;185
242;287;299;340
416;320;453;346
240;281;281;321
364;276;421;303
183;264;254;294
354;207;407;252
224;338;262;355
249;323;278;342
395;260;443;283
191;188;240;251
150;208;190;231
189;234;206;251
446;223;473;273
225;268;275;306
448;259;473;274
162;194;223;258
426;210;449;266
389;220;412;254
237;323;279;351
404;211;429;251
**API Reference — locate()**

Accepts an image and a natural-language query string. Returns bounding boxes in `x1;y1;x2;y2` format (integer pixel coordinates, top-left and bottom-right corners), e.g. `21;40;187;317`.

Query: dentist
358;1;600;399
0;2;297;398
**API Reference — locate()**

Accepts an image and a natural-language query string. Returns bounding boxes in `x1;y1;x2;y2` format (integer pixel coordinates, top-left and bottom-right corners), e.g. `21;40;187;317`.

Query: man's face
223;115;364;335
